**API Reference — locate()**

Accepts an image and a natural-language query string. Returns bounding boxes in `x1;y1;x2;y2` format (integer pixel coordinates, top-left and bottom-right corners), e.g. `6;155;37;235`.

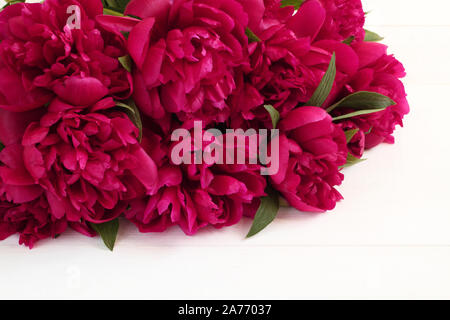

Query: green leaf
245;27;261;43
364;29;384;42
2;0;25;9
280;0;305;9
326;91;396;113
247;187;280;238
343;36;355;45
279;196;290;207
306;52;336;107
344;129;359;143
89;219;120;251
118;55;133;73
332;109;386;121
103;8;124;17
340;153;366;169
116;100;143;142
0;142;4;152
102;0;131;16
263;104;280;129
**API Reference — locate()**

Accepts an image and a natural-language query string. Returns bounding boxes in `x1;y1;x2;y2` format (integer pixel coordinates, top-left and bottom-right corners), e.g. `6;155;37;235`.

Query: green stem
103;8;124;17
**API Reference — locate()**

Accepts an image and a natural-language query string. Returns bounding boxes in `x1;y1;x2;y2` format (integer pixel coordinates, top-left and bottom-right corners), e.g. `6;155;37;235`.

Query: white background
1;0;449;299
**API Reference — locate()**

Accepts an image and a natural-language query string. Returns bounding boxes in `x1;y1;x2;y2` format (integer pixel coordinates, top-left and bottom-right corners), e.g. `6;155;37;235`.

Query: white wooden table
0;0;449;299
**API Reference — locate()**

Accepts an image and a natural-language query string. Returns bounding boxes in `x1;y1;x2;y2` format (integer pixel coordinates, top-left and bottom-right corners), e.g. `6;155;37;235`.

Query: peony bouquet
0;0;408;249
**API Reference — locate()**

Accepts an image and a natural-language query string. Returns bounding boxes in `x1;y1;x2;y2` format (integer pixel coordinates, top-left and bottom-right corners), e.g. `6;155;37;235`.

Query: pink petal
78;0;103;17
22;123;49;146
208;175;246;195
0;108;44;145
23;146;45;179
315;40;359;76
287;0;326;41
4;185;43;203
279;106;330;131
238;0;264;32
352;42;388;69
141;39;166;86
125;0;172;22
133;76;165;119
127;17;155;69
0;68;52;112
270;134;289;185
130;147;158;194
54;76;108;106
96;15;141;33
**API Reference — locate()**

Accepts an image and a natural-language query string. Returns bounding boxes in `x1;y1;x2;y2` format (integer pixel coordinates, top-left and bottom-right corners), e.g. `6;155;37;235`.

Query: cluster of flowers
0;0;408;249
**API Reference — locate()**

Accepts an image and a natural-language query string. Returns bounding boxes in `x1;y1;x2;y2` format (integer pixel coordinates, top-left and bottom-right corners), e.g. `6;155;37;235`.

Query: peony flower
333;42;409;149
0;194;68;248
316;0;365;42
339;120;365;158
0;188;97;248
126;127;266;234
263;0;364;42
99;0;250;126
0;97;158;224
230;23;316;129
230;0;362;129
0;0;131;112
272;106;348;212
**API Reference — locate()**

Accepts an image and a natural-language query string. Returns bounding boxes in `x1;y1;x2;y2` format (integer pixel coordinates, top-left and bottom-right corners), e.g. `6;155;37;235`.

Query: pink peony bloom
301;40;360;108
0;194;68;248
126;128;266;234
272;106;348;212
99;0;250;126
316;0;365;42
0;188;96;248
0;97;158;223
230;24;316;128
230;0;362;129
0;0;131;112
333;42;409;149
339;120;365;158
253;0;364;42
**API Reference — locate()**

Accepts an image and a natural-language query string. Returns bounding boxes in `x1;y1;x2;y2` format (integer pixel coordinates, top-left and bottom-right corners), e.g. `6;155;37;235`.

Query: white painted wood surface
0;0;449;299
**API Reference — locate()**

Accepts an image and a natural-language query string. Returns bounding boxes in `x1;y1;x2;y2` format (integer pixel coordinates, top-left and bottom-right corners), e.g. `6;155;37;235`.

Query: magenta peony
339;120;365;158
272;107;348;212
0;193;68;248
102;0;251;126
0;189;96;248
0;0;131;112
257;0;364;43
230;0;363;129
334;42;409;149
230;23;316;127
0;97;158;226
126;127;266;234
316;0;365;42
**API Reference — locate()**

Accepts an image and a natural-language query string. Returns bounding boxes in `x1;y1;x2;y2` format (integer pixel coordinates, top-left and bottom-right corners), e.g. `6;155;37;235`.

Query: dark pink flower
266;0;364;42
126;128;266;234
230;0;362;129
99;0;250;126
230;24;315;128
272;106;347;212
334;42;409;149
0;97;158;223
0;0;131;112
316;0;365;42
339;120;365;158
0;194;67;248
